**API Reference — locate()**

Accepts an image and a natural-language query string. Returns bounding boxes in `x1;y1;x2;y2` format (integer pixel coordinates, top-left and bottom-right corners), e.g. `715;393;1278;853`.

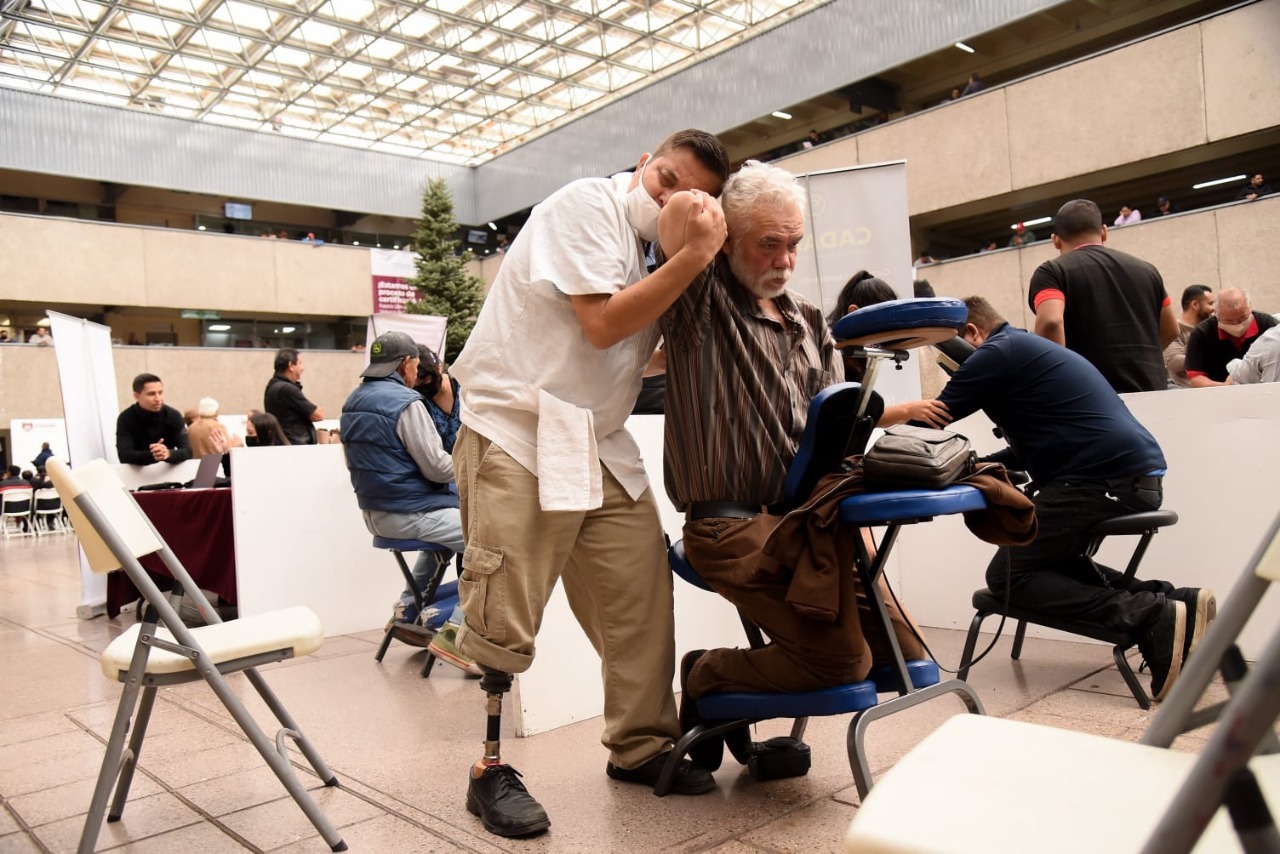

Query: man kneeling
657;162;927;761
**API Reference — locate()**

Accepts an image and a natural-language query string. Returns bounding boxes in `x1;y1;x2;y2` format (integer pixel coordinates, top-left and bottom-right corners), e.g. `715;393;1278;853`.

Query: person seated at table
902;296;1214;701
116;373;192;466
656;163;934;764
339;331;465;629
0;465;27;488
245;412;291;446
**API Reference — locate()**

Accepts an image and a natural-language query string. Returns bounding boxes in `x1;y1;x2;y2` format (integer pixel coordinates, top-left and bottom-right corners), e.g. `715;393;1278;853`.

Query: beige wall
779;0;1279;217
918;195;1280;324
0;345;364;424
0;213;377;316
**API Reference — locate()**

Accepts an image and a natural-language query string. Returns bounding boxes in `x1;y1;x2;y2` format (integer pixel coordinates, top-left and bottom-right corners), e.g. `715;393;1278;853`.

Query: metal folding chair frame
64;475;348;854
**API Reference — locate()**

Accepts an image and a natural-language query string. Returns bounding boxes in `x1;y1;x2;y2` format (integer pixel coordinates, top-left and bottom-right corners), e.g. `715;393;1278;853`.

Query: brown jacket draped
762;459;1037;623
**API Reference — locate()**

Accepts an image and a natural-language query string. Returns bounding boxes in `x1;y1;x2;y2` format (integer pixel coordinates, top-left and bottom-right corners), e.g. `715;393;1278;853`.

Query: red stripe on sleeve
1032;289;1065;310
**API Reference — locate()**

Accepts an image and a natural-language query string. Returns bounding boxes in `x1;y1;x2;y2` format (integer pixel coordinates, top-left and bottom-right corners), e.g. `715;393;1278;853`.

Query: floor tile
32;791;201;853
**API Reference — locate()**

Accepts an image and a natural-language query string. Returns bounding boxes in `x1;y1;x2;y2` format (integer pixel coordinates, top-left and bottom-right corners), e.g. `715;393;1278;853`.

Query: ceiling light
197;225;207;231
771;111;792;120
282;326;296;333
353;240;360;246
208;324;231;331
392;244;400;250
487;222;498;229
955;42;975;53
1193;174;1245;190
1010;216;1052;229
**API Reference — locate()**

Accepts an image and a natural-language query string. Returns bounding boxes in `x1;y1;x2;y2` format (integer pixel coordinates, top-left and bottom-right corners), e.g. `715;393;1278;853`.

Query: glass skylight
1;0;827;163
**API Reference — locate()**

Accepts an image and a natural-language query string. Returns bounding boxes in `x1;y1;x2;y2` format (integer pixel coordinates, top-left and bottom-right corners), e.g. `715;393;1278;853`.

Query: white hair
197;397;219;418
720;160;807;235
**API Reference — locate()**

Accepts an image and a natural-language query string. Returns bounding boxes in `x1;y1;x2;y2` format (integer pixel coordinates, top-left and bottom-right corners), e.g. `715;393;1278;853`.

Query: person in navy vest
341;330;465;625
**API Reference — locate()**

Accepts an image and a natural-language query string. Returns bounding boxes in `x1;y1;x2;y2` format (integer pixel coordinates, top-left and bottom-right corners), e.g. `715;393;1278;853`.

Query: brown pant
681;514;926;699
452;426;680;769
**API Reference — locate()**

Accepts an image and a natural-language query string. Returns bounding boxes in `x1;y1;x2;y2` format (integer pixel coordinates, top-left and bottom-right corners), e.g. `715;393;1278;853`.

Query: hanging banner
370;247;422;313
787;160;920;404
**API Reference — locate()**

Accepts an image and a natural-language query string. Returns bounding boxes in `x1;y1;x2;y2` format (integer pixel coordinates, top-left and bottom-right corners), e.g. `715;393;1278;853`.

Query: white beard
728;251;790;301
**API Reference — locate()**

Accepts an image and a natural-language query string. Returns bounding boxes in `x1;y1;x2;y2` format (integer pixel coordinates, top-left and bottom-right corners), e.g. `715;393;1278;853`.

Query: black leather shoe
680;650;751;769
466;764;551;837
606;752;716;795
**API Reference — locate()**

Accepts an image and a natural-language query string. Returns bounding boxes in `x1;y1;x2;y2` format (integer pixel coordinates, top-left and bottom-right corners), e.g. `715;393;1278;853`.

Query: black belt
688;501;785;520
1057;474;1163;492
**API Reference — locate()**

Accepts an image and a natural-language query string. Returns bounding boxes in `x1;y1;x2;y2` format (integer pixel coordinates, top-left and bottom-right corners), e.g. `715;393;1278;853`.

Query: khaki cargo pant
453;425;680;769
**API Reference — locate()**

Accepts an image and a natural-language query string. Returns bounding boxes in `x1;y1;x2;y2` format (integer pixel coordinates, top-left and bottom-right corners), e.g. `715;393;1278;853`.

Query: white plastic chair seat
101;605;323;680
845;713;1279;854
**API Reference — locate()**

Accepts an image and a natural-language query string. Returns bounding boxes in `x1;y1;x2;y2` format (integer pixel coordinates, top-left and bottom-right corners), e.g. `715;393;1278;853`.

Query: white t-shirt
451;172;660;503
1227;325;1280;384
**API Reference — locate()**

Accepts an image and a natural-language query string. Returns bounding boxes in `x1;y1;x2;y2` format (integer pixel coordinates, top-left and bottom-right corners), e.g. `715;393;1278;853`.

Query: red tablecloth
105;488;237;618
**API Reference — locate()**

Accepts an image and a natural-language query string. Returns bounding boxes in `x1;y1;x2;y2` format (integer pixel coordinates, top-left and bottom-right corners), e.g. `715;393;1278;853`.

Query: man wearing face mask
1184;287;1278;387
448;129;730;838
340;332;465;625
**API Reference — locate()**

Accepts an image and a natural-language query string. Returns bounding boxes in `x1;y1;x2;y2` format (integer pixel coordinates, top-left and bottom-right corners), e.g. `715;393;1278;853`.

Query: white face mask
623;157;661;244
1219;318;1251;337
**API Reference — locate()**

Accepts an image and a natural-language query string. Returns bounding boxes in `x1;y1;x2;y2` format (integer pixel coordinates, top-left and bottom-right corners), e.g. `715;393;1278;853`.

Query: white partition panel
229;444;403;636
514;415;751;736
895;382;1280;659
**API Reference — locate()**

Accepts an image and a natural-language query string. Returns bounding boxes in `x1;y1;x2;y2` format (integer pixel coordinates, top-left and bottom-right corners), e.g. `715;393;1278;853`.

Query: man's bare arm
1158;303;1179;349
1034;299;1066;346
570;192;725;350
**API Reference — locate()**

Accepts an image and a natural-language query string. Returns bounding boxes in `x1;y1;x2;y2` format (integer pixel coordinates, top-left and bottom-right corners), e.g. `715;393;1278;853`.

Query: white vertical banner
366;313;448;359
790;160;920;405
47;311;119;614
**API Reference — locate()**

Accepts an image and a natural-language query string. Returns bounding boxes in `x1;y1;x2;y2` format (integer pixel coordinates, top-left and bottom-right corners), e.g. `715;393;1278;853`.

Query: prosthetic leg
464;666;551;838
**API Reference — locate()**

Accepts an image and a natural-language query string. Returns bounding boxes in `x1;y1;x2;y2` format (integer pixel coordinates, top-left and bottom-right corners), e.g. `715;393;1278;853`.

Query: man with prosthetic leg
449;130;731;838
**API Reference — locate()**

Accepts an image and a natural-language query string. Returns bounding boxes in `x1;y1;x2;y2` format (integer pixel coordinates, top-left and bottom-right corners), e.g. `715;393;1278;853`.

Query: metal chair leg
108;685;158;821
1113;644;1151;710
958;611;989;681
1010;620;1028;660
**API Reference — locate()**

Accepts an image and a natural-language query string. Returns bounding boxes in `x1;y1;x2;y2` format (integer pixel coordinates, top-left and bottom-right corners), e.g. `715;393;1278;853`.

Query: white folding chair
32;487;66;533
845;510;1280;854
46;459;348;854
1;486;36;538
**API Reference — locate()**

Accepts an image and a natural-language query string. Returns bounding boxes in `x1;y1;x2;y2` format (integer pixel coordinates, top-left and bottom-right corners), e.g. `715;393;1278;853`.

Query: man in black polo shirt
922;297;1213;701
264;348;324;445
1184;287;1278;387
1028;199;1179;393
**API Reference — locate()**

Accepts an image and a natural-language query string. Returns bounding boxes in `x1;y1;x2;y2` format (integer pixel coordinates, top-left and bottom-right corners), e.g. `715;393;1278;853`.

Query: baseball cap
361;331;419;378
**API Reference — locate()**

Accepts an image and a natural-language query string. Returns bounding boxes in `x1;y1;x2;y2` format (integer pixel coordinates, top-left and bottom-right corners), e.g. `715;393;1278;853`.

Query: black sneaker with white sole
1139;599;1187;702
1172;587;1216;663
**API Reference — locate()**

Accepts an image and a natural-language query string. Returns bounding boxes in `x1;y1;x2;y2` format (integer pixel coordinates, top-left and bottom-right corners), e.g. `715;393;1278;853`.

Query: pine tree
404;178;486;362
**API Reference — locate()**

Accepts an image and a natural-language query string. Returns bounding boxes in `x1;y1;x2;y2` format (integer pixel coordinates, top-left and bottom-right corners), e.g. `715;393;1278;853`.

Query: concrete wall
0;344;365;425
0;214;375;317
781;0;1280;217
920;194;1280;326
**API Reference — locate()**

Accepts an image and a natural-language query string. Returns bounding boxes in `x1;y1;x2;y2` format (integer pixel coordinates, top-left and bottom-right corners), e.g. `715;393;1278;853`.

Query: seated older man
340;331;465;628
656;162;928;757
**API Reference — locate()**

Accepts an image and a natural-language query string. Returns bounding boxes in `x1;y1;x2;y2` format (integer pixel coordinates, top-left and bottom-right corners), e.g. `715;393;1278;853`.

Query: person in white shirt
1227;324;1280;384
448;129;729;838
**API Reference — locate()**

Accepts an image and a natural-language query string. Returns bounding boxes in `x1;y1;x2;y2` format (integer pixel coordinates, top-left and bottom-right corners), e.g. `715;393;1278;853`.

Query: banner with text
788;160;920;403
370;247;421;313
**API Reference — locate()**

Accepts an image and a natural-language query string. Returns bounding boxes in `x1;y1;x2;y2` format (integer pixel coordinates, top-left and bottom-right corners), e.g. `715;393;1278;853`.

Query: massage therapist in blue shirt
908;296;1214;702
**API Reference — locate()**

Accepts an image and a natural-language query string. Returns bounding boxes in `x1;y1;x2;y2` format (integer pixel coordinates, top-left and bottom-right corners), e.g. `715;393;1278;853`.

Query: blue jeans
362;507;465;609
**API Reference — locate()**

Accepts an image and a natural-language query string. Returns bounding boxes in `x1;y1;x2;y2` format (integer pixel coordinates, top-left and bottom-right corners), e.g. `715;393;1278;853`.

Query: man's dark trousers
985;480;1173;640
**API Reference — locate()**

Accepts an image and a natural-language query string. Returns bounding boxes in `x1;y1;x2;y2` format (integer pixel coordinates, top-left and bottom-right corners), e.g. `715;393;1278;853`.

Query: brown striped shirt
659;255;843;512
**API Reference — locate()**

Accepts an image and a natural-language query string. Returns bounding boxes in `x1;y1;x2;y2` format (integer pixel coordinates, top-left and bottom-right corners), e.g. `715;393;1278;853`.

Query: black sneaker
1139;599;1187;702
465;764;551;838
1172;587;1216;663
606;752;716;795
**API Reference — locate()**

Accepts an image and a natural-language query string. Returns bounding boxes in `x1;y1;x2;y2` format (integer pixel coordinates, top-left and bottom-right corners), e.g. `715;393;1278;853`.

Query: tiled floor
0;535;1219;853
